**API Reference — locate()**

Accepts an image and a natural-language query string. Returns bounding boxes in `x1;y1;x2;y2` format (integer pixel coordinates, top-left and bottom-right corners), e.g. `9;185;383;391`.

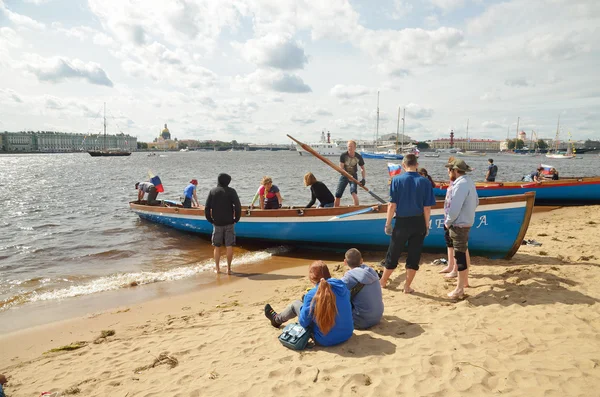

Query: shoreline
2;206;600;396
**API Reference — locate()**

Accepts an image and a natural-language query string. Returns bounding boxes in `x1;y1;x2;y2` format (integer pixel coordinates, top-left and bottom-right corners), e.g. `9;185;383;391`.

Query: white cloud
330;84;372;99
290;116;316;125
429;0;466;11
235;69;312;93
482;121;503;129
1;3;46;30
390;0;413;20
239;34;308;70
24;56;114;87
504;78;530;88
0;88;23;103
405;103;434;119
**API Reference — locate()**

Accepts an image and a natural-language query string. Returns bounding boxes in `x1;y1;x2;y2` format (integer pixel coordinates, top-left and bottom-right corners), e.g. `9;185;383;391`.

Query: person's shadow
317;333;397;357
369;315;425;339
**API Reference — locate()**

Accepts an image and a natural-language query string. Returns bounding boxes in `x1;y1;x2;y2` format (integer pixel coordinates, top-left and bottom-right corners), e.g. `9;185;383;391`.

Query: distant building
431;138;501;152
149;123;178;150
0;131;137;152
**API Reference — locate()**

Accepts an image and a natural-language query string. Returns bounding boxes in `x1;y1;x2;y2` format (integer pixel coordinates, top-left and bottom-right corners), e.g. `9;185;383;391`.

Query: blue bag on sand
278;323;311;350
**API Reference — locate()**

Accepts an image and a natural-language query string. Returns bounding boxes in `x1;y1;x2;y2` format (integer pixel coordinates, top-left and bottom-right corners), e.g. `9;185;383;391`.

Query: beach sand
2;206;600;397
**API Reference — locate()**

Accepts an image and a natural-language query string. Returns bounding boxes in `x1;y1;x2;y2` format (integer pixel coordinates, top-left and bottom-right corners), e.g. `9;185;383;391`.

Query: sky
0;0;599;144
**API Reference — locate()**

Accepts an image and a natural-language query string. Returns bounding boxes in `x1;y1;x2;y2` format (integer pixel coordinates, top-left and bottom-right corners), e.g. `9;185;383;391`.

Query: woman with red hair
264;261;354;346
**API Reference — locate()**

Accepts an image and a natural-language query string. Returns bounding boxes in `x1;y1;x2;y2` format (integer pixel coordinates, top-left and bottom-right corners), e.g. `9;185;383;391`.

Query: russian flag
540;164;554;176
148;170;164;193
388;163;402;177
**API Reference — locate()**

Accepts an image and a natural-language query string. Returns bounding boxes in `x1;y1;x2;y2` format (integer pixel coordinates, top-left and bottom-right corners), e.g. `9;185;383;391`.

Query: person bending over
304;172;335;208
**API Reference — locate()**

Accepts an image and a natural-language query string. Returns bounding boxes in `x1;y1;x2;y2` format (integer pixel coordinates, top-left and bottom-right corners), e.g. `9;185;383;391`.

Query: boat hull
88;151;132;157
433;178;600;205
129;193;535;259
360;152;404;160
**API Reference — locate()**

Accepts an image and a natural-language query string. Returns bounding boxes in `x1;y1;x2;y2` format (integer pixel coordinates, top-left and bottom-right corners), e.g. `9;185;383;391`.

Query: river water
1;150;598;330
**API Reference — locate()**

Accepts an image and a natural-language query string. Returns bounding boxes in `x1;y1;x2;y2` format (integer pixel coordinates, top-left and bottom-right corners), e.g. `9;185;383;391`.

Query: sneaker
264;304;281;328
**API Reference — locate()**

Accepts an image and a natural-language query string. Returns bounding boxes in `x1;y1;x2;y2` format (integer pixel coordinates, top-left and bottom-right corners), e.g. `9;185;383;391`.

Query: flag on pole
147;170;164;192
387;163;402;178
540;164;554;176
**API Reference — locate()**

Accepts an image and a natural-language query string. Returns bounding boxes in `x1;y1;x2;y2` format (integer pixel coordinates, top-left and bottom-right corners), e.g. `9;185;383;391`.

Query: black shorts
384;215;427;271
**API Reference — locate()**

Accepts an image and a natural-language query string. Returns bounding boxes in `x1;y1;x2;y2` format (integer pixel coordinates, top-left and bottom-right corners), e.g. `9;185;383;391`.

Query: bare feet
444;272;458;278
214;267;221;274
227;268;232;275
447;288;464;299
403;286;415;294
439;266;453;273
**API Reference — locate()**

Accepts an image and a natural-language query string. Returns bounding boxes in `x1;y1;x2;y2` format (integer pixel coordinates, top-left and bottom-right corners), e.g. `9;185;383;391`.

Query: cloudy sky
0;0;598;144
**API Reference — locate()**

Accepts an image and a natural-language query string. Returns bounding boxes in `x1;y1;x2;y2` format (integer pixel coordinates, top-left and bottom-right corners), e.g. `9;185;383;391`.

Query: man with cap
205;174;242;275
135;181;159;205
182;179;199;208
380;153;436;293
444;158;479;299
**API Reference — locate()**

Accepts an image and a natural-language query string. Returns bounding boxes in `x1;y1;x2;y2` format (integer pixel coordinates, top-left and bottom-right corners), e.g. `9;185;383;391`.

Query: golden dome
161;123;171;140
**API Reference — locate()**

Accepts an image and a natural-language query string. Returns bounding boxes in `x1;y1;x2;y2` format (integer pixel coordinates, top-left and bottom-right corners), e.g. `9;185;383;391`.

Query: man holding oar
334;140;366;207
380;154;436;292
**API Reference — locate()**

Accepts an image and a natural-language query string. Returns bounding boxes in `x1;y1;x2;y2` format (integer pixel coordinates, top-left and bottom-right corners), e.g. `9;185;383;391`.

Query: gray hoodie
341;264;384;329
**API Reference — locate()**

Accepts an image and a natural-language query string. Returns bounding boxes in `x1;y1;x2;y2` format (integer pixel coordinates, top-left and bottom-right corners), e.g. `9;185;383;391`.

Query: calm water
1;150;599;321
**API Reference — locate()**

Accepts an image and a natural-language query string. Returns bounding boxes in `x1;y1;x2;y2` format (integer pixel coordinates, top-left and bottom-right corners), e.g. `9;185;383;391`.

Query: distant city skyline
0;0;598;144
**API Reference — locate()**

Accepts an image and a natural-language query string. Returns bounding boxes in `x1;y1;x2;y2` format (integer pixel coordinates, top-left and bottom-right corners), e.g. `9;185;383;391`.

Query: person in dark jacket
341;248;384;329
304;172;335;208
205;173;241;275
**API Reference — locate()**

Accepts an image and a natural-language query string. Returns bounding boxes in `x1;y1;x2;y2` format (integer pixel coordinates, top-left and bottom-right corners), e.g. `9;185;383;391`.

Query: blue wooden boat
433;177;600;205
130;193;535;259
360;151;404;160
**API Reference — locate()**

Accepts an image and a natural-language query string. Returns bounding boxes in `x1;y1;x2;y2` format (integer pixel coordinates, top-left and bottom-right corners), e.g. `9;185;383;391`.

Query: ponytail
310;278;338;335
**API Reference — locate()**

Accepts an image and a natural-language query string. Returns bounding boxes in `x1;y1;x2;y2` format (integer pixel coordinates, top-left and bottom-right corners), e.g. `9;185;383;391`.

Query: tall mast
396;106;400;153
103;102;106;151
375;91;380;149
515;117;520;151
466;118;469;143
402;108;405;150
555;115;560;151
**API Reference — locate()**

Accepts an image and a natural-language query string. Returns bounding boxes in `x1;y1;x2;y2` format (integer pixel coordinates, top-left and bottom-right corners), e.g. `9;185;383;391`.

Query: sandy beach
2;205;600;397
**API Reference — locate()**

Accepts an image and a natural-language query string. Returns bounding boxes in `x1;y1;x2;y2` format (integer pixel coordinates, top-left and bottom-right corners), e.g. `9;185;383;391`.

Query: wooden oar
287;134;386;204
328;205;379;221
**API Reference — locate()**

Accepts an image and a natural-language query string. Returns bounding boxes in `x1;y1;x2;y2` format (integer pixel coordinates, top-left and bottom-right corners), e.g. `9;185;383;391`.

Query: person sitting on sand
304;172;335;208
341;248;384;329
259;176;283;209
418;168;435;188
264;261;354;346
0;374;7;397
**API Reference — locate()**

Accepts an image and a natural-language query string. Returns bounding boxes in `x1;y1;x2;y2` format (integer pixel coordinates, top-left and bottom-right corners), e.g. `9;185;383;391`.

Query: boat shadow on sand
467;253;600;307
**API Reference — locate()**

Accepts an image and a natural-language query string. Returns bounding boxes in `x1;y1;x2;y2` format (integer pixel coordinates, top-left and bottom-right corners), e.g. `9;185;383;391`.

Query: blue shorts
318;202;335;208
335;174;358;198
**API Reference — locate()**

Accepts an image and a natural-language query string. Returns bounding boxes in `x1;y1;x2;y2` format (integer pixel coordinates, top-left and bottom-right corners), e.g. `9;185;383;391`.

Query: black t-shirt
339;152;365;175
306;181;335;208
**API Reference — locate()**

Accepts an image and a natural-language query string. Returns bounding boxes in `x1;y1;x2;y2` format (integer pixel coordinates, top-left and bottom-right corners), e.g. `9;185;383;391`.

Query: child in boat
304;172;335;208
264;261;354;346
418;168;435;188
258;176;283;209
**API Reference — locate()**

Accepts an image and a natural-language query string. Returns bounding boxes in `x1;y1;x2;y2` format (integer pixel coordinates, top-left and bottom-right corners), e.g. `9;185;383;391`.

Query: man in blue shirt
485;159;498;182
381;154;436;292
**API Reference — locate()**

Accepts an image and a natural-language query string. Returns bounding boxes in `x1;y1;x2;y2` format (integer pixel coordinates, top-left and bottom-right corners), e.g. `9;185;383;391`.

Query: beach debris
313;368;320;383
538;251;548;256
208;370;219;380
129;281;139;287
134;352;179;373
64;386;81;395
578;255;595;262
432;258;448;265
521;239;542;246
456;361;493;376
94;330;116;344
44;341;88;354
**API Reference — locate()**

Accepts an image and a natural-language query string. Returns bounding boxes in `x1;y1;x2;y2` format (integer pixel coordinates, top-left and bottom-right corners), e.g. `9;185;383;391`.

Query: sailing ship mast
103;102;106;151
375;91;380;151
515;117;520;152
401;108;405;151
554;115;561;153
396;106;400;154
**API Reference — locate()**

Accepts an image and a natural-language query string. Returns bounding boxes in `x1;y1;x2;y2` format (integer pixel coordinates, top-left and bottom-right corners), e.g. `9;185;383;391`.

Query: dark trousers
384;215;427;271
183;197;192;208
147;186;159;205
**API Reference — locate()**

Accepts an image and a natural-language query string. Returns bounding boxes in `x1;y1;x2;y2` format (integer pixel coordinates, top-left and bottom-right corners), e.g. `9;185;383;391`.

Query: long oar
287;134;386;204
328;205;379;221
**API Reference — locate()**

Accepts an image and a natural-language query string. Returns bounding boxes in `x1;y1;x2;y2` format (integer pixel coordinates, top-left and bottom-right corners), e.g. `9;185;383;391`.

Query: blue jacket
342;265;384;329
0;384;4;397
444;175;479;227
299;278;354;346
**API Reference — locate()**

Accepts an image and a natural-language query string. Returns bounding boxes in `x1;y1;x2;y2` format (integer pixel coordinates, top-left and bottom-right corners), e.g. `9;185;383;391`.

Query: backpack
278;323;311;350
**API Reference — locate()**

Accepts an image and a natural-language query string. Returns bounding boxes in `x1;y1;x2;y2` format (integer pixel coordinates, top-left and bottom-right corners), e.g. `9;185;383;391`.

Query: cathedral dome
161;124;171;140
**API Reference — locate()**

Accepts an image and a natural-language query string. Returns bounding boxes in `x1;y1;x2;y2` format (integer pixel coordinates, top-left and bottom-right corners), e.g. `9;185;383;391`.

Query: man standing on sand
380;154;436;293
205;173;241;275
485;159;498;182
334;140;366;207
444;158;478;299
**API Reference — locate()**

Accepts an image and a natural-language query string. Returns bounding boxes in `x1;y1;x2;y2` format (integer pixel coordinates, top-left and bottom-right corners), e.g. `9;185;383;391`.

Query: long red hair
308;261;337;335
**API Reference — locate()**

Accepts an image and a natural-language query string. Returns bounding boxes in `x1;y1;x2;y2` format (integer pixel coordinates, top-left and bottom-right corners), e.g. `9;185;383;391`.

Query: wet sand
2;205;600;396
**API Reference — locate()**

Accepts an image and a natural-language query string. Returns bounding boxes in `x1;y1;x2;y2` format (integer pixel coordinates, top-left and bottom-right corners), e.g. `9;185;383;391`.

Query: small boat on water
297;130;343;157
433;177;600;205
456;151;486;157
424;153;440;158
130;193;535;259
88;103;132;157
